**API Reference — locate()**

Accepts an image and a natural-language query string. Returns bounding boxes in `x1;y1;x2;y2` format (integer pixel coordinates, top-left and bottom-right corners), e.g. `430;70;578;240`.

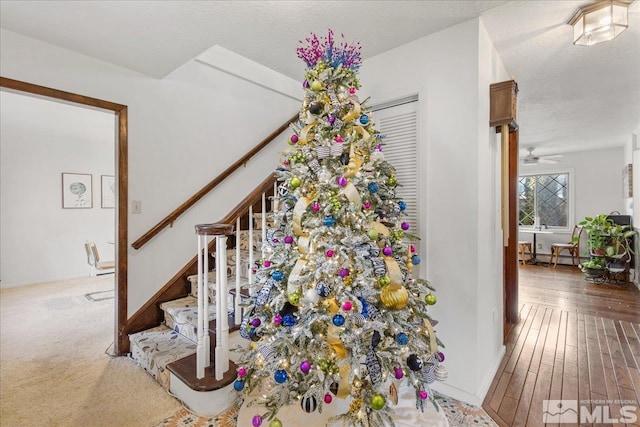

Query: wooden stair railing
131;114;296;250
124;173;277;353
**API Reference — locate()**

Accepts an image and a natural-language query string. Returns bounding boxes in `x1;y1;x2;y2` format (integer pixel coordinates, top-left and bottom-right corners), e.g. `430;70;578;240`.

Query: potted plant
578;214;614;255
580;257;606;278
605;223;636;258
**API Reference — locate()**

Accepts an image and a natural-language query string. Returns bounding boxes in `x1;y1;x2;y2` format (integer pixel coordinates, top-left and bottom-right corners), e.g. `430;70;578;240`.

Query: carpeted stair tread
129;325;196;389
161;296;220;343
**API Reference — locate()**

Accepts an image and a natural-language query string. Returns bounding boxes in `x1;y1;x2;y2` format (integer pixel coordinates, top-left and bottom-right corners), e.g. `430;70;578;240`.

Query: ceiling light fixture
568;0;631;46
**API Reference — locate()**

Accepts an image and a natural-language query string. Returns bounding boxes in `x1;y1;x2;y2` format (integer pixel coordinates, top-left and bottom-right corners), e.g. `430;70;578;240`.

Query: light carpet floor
0;276;181;427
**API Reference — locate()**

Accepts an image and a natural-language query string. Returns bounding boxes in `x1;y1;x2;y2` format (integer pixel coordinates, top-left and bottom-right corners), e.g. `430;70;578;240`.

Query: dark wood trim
0;76;129;355
125;173;277;336
504;129;519;330
131;115;297;250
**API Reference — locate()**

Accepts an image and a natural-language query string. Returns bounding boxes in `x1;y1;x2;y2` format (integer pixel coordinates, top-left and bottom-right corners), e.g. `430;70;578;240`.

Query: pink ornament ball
401;222;410;231
273;315;283;325
363;201;371;210
283;160;290;166
337;176;347;187
290;134;299;144
382;246;393;256
394;367;404;379
252;414;263;427
312;202;321;212
326;249;334;258
237;367;247;377
419;390;428;400
410;245;416;253
263;260;271;268
342;301;353;311
335;135;344;143
349;87;357;94
284;235;294;244
324;394;333;404
300;360;311;374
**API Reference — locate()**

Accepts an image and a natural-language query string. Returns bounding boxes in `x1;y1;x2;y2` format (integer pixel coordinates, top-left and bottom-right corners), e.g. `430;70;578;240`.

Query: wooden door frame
0;77;129;355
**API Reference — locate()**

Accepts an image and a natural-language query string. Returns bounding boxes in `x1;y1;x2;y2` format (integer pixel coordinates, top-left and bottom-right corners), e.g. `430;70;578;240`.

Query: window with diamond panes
518;173;569;228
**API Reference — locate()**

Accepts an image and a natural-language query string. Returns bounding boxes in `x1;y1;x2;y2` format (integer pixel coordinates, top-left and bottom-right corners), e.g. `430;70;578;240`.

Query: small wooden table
519;228;553;265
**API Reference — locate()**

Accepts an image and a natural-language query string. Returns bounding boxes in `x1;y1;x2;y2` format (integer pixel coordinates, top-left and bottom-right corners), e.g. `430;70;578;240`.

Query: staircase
128;197;270;416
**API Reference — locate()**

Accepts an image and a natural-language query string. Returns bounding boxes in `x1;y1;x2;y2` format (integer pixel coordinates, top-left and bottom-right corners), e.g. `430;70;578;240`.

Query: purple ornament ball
437;351;445;362
339;268;350;278
382;246;393;256
273;315;283;325
401;222;410;230
337;176;347;187
394;367;404;379
419;390;428;400
252;415;263;427
328;115;336;124
284;235;294;244
300;360;311;374
251;318;261;328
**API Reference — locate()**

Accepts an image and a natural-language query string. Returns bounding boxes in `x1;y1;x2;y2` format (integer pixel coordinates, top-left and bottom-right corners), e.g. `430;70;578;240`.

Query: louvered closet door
373;97;419;235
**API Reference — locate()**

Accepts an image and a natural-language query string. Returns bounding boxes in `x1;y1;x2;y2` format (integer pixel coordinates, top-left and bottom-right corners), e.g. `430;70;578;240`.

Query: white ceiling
1;1;638;157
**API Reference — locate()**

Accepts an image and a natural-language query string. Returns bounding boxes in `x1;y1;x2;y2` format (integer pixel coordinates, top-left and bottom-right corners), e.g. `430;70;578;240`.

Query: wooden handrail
131;113;297;249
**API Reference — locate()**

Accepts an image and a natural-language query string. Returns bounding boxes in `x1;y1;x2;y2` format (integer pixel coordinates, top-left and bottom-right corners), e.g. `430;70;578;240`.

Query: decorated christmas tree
236;30;447;427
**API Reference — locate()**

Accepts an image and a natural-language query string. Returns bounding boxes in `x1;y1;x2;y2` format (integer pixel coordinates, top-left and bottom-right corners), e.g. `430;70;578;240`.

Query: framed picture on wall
623;164;633;198
62;173;92;209
101;175;115;208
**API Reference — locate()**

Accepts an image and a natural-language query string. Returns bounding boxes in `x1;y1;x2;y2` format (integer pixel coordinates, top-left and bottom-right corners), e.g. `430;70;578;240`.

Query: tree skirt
237;382;449;427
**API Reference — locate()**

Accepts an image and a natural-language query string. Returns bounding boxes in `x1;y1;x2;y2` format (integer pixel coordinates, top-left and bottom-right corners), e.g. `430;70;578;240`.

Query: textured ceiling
1;0;638;157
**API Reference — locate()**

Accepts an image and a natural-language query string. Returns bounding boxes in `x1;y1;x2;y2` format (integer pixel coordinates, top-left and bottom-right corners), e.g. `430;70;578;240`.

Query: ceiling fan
521;147;563;165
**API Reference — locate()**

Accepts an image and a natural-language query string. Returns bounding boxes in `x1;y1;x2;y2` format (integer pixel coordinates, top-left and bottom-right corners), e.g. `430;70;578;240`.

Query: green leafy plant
580;257;606;271
578;214;614;255
605;223;636;258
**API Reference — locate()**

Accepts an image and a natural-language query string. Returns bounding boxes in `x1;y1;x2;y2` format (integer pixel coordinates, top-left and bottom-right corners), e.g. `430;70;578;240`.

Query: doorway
0;77;129;354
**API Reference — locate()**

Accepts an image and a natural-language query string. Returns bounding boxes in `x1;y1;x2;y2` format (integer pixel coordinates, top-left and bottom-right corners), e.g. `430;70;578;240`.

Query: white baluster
261;192;267;259
273;181;279;212
235;217;241;324
203;235;210;369
248;205;254;294
196;233;206;379
215;235;230;380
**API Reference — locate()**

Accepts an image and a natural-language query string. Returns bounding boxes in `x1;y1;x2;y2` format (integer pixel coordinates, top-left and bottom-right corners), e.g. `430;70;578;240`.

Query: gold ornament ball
380;285;409;310
367;229;379;240
288;292;301;305
424;293;437;305
387;176;397;186
378;275;391;287
311;80;323;92
269;420;283;427
371;393;386;410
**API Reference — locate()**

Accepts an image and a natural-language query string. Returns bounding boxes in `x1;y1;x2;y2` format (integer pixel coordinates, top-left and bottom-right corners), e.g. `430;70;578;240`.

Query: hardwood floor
483;264;640;426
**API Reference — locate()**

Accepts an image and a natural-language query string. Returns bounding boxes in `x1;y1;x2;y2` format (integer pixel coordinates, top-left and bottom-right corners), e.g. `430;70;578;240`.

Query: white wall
0;29;301;314
0;91;115;287
518;147;625;260
360;18;509;405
